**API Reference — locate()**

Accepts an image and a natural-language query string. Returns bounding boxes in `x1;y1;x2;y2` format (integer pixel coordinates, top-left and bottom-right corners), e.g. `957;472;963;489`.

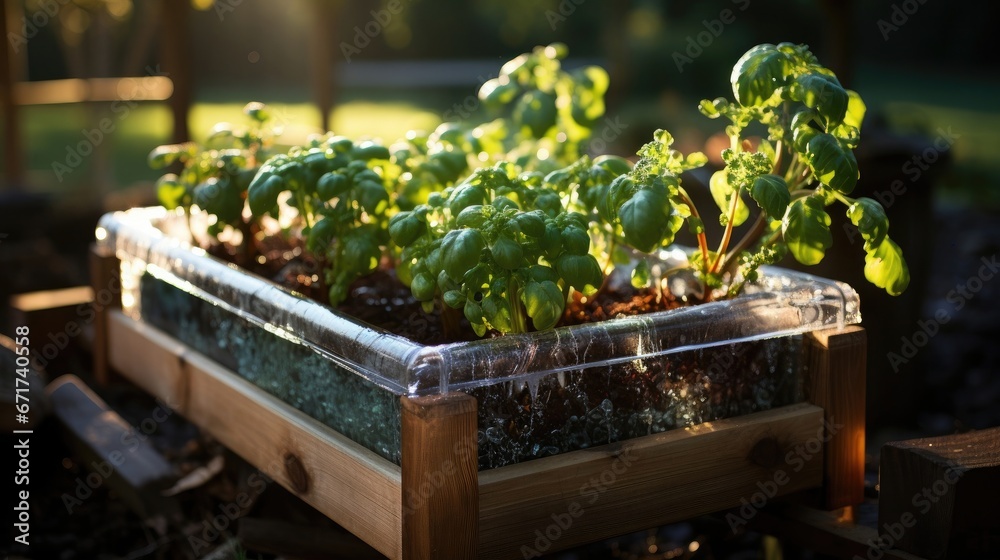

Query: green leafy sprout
151;102;280;243
151;43;908;341
607;42;909;299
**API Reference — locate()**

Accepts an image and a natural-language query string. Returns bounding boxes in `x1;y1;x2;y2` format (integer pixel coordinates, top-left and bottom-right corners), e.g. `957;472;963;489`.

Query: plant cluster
152;42;909;340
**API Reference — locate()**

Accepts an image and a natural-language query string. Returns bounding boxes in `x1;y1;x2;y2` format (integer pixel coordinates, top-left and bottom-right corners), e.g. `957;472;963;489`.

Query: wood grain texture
879;428;1000;559
46;374;180;521
89;244;121;386
478;403;826;560
108;311;188;412
806;325;866;509
401;393;478;560
106;311;404;559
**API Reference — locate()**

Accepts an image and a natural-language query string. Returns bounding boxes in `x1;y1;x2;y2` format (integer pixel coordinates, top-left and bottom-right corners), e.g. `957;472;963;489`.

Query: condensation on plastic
98;207;861;397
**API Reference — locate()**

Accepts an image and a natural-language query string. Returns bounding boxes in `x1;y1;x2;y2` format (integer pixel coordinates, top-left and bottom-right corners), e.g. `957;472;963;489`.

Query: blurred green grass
6;65;999;208
8;96;444;196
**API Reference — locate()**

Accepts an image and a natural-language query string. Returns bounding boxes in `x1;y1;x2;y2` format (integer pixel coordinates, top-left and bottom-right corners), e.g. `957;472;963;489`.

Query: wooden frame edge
806;325;867;510
107;310;404;559
401;393;479;560
477;403;827;559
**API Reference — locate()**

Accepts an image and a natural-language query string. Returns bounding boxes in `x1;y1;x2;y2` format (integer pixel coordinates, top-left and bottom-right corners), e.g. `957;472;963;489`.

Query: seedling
151;102;279;247
389;162;603;337
605;43;909;299
247;135;392;304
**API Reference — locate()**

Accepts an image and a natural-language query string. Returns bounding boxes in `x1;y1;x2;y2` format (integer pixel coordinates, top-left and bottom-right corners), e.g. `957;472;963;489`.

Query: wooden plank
478;403;826;559
46;375;180;522
11;76;173;105
879;428;1000;559
89;243;121;386
401;393;478;560
806;325;866;509
9;286;94;313
0;0;24;186
9;286;94;357
108;311;188;412
106;310;403;558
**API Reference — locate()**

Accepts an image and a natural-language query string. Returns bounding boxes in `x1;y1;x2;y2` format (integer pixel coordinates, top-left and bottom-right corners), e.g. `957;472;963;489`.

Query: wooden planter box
93;208;867;559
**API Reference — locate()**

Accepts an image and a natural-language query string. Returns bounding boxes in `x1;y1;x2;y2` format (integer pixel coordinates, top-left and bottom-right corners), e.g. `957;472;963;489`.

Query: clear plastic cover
98;207;861;398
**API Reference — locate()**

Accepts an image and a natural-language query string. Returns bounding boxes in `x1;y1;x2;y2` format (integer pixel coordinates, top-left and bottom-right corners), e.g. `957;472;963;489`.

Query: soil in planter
207;235;691;344
471;335;805;469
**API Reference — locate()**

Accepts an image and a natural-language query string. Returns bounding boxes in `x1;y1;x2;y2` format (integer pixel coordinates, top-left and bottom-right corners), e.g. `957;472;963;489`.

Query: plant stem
725;227;784;297
507;275;528;334
709;185;743;273
718;212;768;277
601;237;617;276
677;188;710;270
771;140;783;175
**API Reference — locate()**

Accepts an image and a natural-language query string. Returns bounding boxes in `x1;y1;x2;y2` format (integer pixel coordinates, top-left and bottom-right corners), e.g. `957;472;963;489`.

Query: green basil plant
151;43;908;341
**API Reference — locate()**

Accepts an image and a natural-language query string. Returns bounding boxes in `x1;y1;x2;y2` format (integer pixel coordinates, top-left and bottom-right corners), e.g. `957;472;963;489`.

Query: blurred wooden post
161;0;191;143
89;243;121;386
401;392;478;560
806;326;867;509
820;0;855;87
1;0;25;188
311;0;340;132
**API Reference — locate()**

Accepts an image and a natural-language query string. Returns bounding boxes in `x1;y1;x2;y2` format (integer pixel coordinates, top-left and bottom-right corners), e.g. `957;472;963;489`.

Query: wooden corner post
89;243;121;386
805;325;866;509
401;392;478;560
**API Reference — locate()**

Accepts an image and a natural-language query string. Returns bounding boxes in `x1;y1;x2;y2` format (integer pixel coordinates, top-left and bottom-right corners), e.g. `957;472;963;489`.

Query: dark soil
205;234;688;345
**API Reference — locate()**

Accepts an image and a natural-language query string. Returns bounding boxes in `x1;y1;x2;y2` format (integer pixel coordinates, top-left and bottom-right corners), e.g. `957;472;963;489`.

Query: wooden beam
401;393;478;560
108;311;188;411
879;428;1000;559
46;374;180;522
806;325;867;509
160;0;191;143
11;77;173;105
478;403;826;559
9;286;94;353
89;244;121;386
1;0;24;187
106;310;403;559
310;0;340;132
